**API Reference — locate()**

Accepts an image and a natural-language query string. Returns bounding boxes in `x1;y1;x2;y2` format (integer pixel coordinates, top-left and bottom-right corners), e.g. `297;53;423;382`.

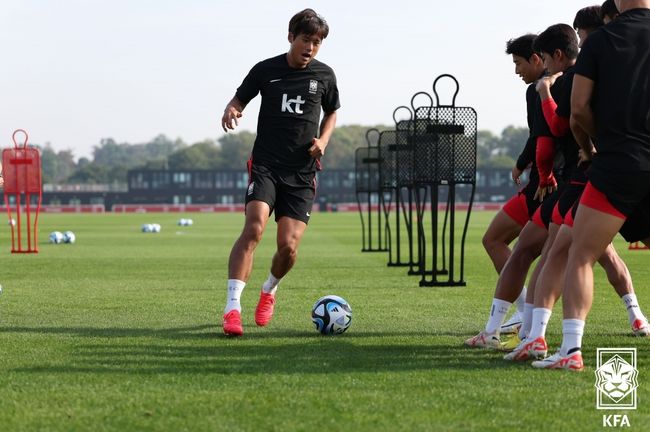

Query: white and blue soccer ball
311;295;353;335
141;223;154;233
63;231;76;244
49;231;64;244
178;218;194;226
151;223;161;233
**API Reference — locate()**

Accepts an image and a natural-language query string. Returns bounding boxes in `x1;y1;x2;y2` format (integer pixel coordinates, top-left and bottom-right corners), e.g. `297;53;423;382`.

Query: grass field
1;210;649;431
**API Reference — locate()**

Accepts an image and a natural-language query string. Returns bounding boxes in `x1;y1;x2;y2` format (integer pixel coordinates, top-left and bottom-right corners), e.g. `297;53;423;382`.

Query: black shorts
246;162;316;224
553;164;589;224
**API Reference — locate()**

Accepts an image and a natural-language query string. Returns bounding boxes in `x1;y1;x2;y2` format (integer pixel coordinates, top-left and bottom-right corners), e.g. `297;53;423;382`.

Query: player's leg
224;200;272;335
505;223;568;361
598;243;650;336
484;194;529;335
482;201;524;274
532;204;623;370
255;169;314;327
465;220;546;349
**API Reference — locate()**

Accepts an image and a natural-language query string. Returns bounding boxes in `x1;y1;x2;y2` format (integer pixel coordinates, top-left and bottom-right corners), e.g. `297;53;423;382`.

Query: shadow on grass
0;325;535;375
4;325;648;376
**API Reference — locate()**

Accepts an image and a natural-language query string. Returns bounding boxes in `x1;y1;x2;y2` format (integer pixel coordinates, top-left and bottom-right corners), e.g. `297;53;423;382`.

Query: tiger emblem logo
595;354;638;403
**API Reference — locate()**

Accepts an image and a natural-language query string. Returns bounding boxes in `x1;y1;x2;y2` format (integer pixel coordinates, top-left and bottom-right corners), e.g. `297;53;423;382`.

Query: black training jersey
236;54;340;171
553;65;579;181
516;83;537;171
574;8;650;171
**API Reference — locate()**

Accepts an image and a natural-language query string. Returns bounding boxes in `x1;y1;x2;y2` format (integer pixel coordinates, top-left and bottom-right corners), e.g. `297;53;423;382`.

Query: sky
1;0;594;160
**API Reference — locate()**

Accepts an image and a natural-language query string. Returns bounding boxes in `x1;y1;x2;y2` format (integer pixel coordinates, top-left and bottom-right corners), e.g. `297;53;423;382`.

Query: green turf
1;211;649;431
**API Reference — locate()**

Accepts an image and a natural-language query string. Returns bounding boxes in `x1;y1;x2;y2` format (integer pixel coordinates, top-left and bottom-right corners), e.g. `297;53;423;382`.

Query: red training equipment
2;129;42;253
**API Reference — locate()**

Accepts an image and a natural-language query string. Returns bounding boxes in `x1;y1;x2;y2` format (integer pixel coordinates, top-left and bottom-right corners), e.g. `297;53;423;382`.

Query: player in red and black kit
535;0;650;371
465;35;559;350
220;9;340;336
479;34;545;336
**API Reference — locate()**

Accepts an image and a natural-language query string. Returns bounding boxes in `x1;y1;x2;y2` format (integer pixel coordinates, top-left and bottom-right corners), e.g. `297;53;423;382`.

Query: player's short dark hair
505;34;539;60
601;0;619;21
533;24;580;60
288;9;329;39
573;5;604;30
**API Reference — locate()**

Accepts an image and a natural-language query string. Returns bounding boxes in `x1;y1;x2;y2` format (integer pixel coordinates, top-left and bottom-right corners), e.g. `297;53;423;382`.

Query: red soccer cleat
255;291;276;327
223;310;243;336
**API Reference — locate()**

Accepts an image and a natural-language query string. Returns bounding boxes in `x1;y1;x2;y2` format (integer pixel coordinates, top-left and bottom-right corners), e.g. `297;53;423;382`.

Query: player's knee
241;223;265;245
278;242;298;263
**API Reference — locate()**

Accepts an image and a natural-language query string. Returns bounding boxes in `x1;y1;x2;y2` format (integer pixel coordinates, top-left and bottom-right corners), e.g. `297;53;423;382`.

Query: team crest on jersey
309;79;318;94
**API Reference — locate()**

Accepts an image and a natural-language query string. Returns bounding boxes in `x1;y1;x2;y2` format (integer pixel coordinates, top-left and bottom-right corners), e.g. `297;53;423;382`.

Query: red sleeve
542;98;570;137
536;136;557;188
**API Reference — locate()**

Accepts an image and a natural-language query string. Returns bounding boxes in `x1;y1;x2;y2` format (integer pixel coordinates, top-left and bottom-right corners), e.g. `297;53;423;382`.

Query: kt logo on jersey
281;94;305;114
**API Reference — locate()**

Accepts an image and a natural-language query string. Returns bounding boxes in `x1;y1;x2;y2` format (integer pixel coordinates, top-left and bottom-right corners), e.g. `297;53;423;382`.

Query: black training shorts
246;162;316;224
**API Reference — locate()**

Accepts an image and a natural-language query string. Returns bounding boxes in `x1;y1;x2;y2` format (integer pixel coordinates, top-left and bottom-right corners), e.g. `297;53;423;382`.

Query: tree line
38;125;529;185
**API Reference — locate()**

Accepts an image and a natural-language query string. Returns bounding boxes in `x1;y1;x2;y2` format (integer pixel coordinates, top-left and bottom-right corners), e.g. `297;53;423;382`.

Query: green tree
168;140;222;170
217;131;255;170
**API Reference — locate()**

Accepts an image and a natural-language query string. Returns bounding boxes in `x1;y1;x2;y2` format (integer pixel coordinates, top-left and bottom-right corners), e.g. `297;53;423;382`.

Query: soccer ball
151;223;161;233
141;223;153;233
178;218;194;226
311;295;353;335
49;231;64;244
63;231;76;244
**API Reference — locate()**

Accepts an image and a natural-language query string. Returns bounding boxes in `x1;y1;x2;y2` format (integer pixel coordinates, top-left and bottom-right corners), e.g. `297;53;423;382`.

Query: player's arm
537;72;570;137
221;96;247;133
534;135;557;201
309;110;337;158
570;74;597;147
513;135;535;185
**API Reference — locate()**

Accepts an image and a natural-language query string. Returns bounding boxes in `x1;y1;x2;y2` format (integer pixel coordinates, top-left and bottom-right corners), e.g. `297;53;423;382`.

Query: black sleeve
574;34;599;82
516;135;535;170
235;62;263;105
555;71;574;119
517;84;537;170
322;70;341;113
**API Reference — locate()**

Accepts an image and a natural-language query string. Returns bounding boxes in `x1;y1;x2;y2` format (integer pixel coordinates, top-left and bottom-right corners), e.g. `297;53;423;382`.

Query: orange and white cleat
464;331;501;349
632;318;650;337
531;351;584;371
503;336;548;361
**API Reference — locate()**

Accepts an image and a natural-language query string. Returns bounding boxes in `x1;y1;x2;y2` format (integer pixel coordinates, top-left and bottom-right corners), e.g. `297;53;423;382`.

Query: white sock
262;272;281;295
621;293;645;324
225;279;246;313
515;286;527;313
485;298;512;335
560;319;585;356
528;308;552;340
519;303;534;339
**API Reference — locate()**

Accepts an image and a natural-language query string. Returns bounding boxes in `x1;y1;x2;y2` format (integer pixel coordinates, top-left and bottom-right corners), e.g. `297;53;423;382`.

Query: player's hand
308;137;326;159
534;181;557;202
221;105;243;132
511;166;523;186
535;71;563;93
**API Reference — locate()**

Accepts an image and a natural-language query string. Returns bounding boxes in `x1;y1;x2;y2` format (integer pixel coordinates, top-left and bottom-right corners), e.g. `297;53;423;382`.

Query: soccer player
479;34;546;334
220;9;340;336
533;0;650;371
600;0;620;22
573;5;604;47
505;7;649;363
465;34;554;349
